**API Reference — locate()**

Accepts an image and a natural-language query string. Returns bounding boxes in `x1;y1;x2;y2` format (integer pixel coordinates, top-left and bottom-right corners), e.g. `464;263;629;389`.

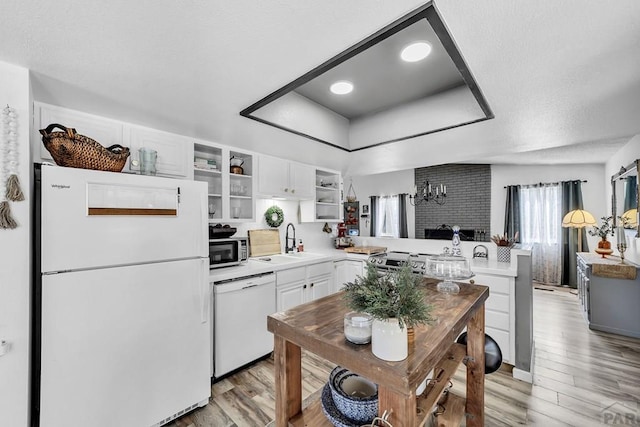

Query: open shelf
287;342;467;427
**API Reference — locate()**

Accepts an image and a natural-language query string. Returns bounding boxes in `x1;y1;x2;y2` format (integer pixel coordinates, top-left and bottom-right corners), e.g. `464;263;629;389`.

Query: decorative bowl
328;366;378;423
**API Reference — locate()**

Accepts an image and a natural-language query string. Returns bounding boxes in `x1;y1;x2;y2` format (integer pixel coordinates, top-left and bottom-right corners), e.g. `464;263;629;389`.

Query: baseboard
512;340;535;384
512;367;533;383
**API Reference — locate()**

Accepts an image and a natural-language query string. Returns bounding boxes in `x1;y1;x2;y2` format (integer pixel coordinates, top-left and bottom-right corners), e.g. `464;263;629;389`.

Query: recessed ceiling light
330;81;354;95
400;42;432;62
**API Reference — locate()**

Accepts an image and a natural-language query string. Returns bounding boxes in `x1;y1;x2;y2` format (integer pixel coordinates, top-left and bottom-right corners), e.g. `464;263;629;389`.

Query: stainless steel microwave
209;237;248;269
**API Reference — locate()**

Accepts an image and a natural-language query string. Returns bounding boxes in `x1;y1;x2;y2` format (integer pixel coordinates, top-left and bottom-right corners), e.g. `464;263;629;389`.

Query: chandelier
409;180;447;205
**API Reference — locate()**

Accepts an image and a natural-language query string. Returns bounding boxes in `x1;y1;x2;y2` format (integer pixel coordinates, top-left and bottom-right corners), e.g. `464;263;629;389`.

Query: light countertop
209;248;518;282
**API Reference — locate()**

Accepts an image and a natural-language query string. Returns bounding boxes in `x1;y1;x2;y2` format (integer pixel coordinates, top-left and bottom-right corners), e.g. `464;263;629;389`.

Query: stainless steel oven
208;237;248;269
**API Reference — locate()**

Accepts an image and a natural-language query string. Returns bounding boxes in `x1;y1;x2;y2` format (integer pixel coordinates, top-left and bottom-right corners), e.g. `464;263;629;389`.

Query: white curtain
375;195;400;238
520;184;562;285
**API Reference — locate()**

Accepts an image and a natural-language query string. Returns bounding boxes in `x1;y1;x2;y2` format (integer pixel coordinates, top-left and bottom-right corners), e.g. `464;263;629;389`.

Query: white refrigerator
33;164;211;427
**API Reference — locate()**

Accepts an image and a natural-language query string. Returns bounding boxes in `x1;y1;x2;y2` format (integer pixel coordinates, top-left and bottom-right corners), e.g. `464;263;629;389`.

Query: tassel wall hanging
0;105;20;229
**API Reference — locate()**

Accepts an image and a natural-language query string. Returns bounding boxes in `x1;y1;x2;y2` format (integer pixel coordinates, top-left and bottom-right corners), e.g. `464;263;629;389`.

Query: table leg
274;335;302;427
378;387;416;427
466;303;485;426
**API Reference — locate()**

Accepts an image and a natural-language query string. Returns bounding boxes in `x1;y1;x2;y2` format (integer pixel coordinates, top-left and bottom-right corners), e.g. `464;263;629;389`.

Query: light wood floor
169;288;640;426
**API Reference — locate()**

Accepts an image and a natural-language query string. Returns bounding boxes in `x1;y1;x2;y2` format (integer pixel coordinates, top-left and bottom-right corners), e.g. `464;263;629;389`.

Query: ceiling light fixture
400;41;432;62
330;81;354;95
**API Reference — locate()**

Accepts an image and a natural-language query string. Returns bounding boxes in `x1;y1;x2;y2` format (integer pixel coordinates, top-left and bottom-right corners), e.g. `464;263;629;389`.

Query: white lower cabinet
459;273;515;364
276;262;332;312
333;259;364;293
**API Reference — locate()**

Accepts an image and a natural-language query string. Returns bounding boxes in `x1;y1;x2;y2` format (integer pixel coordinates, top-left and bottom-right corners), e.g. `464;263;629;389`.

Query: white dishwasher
213;272;276;379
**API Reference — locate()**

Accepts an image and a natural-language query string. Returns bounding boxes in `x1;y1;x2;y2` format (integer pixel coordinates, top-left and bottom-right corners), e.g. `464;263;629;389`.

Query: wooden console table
267;279;489;427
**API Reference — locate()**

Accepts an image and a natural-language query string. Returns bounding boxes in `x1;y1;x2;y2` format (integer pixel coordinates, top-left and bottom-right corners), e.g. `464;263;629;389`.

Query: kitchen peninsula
267;279;489;427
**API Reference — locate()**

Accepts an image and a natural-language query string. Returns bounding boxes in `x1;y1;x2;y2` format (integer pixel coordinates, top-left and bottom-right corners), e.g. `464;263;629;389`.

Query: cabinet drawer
471;274;511;294
486;309;510;331
277;267;306;286
307;261;333;278
486;293;509;312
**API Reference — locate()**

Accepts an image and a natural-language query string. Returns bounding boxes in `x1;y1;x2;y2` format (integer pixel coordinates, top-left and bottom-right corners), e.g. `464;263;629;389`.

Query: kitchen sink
252;255;300;264
283;252;324;259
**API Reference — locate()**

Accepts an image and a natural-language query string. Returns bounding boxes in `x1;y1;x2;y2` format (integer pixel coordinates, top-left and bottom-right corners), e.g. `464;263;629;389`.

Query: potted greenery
342;262;434;361
588;216;614;250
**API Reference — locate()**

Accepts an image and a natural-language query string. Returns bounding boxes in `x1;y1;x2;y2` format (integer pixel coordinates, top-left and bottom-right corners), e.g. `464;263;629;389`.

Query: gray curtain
561;180;586;287
370;196;378;237
624;176;637;212
398;194;408;238
504;185;521;242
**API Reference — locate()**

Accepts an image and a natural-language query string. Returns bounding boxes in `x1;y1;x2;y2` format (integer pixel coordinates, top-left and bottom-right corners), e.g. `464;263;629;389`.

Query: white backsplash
232;199;338;254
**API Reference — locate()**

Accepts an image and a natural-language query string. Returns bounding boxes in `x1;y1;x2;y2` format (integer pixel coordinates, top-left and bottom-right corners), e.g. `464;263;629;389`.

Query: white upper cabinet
256;155;315;200
33;103;192;179
33;102;124;163
257;155;289;197
290;162;315;200
127;126;192;178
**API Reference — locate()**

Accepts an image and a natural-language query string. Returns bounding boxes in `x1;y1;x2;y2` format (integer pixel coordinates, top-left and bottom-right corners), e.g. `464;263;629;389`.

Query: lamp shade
622;208;638;227
562;209;597;228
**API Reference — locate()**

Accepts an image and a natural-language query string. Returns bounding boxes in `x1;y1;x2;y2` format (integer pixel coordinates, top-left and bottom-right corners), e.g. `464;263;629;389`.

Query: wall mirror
612;159;639;237
240;2;493;152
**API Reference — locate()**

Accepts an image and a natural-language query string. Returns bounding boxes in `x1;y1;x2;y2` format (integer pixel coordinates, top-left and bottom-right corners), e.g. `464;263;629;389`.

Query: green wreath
265;205;284;228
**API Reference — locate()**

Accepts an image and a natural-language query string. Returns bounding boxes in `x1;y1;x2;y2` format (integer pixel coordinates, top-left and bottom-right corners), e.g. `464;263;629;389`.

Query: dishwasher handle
214;273;275;294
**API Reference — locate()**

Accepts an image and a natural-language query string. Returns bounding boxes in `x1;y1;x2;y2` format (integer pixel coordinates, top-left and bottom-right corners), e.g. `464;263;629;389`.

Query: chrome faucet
285;223;296;253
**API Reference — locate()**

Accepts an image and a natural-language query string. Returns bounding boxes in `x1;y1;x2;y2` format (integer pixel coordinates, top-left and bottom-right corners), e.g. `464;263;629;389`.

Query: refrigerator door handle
200;258;210;324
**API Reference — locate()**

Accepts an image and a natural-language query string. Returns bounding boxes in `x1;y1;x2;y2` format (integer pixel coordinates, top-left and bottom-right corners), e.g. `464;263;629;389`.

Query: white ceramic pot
371;318;408;361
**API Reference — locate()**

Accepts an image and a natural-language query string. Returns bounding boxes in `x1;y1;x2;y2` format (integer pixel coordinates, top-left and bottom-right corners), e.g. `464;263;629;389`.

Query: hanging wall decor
0;105;20;229
346;179;357;202
264;205;284;228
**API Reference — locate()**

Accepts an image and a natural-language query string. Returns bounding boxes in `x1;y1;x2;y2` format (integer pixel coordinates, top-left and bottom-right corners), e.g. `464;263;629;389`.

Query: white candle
617;226;625;246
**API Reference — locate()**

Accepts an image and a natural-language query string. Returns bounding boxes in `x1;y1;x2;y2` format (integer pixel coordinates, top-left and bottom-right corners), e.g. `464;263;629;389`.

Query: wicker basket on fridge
39;123;130;172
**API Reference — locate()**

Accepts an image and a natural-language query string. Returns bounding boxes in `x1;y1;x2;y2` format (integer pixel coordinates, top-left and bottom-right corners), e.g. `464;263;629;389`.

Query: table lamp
622;208;638;228
562;209;596;251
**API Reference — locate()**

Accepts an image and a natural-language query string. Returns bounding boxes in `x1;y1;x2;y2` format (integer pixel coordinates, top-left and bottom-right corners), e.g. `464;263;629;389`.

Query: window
519;184;562;285
520;185;561;245
375;195;400;238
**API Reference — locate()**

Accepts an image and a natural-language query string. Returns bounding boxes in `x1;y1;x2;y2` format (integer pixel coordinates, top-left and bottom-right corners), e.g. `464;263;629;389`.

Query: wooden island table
267;278;489;427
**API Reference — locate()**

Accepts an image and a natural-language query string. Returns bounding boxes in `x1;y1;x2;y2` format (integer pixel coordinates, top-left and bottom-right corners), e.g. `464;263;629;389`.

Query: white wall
605;135;640;264
0;61;31;427
491;164;607;252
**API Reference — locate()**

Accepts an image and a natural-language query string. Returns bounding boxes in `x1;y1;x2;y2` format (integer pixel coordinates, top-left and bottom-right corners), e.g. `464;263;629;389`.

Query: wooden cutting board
248;229;281;257
343;246;387;255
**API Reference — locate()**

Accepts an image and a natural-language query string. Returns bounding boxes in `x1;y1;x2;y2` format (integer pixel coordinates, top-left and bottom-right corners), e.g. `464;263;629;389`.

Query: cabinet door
308;275;330;301
128;126;192;177
346;260;364;282
333;261;347;293
257;155;289;197
290;162;315;199
35;103;124;163
276;282;305;312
